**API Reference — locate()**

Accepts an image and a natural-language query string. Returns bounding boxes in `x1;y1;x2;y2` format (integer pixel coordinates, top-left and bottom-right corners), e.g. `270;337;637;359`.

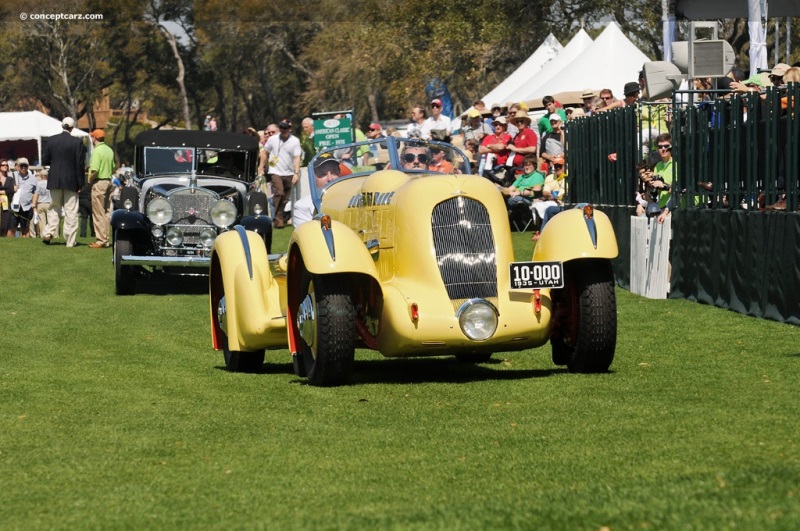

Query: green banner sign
313;118;353;150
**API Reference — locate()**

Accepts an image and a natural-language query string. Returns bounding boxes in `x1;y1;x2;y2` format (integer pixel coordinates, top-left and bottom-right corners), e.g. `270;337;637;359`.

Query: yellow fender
210;228;286;352
532;206;618;262
288;218;380;280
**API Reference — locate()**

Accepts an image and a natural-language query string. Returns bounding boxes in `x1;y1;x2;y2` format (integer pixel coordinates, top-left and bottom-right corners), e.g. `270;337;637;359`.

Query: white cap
62;117;75;128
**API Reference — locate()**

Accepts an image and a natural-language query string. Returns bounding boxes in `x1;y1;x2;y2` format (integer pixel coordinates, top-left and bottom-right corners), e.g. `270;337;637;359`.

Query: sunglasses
430;104;441;109
0;164;7;167
554;164;564;169
402;153;429;164
19;164;28;167
657;144;672;151
514;119;527;125
601;96;612;100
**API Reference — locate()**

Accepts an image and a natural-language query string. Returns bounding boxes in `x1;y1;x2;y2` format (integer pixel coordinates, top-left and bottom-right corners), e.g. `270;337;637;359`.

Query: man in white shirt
293;153;342;227
264;120;302;228
420;99;451;142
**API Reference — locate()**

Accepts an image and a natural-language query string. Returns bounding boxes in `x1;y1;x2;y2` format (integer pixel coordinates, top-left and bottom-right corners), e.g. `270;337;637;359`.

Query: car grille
431;196;497;301
168;189;216;245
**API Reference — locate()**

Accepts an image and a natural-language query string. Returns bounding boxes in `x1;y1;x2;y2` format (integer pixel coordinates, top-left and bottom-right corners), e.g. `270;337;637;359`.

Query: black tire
455;353;493;363
551;259;616;373
114;232;136;295
295;271;355;386
222;340;265;373
210;260;265;373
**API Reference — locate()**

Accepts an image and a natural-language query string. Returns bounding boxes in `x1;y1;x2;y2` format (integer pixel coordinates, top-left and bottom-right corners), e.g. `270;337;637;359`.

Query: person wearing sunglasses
536;95;567;138
532;155;569;242
400;145;431;171
0;159;15;237
420;99;451;143
650;133;676;224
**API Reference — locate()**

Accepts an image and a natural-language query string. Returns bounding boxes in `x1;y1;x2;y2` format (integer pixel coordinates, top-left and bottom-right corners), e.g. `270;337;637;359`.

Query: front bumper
118;254;211;268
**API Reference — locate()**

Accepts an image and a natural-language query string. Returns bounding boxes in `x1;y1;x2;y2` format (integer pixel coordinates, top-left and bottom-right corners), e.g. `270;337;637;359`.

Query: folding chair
508;201;534;232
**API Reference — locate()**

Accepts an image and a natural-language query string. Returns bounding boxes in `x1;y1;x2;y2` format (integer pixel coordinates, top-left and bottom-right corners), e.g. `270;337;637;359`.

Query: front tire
114;232;135;295
296;271;355;386
550;259;616;372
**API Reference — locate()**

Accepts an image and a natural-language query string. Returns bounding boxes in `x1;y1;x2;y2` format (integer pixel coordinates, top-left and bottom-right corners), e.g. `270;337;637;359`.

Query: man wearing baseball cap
87;129;116;248
293;152;347;227
420;98;451;142
42;117;87;247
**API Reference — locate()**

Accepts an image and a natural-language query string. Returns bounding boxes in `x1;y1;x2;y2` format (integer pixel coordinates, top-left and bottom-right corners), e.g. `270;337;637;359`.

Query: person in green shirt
650;133;676;224
87;129;116;248
500;154;545;207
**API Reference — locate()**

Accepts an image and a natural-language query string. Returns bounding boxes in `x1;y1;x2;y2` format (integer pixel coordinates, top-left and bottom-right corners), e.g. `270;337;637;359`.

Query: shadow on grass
133;274;209;295
212;361;296;375
349;356;563;385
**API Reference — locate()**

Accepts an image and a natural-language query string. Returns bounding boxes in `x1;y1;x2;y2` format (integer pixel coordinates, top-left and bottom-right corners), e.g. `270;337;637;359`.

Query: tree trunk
159;25;193;130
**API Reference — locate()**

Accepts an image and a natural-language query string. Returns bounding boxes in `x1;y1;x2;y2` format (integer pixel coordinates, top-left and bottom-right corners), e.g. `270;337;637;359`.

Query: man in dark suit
42;117;87;247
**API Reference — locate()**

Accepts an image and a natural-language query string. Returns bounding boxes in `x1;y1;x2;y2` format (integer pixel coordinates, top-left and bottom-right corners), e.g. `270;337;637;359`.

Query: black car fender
238;214;273;254
111;209;149;232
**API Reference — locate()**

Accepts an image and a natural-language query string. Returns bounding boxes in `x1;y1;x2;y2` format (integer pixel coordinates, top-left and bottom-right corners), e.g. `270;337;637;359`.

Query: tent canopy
0;110;89;142
521;23;651;102
480;34;563;108
0;111;90;166
504;29;594;105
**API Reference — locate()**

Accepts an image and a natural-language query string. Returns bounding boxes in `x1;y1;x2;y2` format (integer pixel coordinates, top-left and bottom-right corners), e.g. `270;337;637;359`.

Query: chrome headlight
147;197;173;225
199;228;216;248
253;203;264;215
456;299;498;341
166;226;183;246
210;200;237;228
152;226;164;238
123;198;133;210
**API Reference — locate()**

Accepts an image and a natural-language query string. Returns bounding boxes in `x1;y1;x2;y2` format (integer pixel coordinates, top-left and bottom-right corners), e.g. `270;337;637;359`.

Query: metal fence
566;83;800;212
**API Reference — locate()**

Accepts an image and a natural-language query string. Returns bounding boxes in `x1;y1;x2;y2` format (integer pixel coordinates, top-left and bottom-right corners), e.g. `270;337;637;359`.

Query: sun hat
512;110;531;125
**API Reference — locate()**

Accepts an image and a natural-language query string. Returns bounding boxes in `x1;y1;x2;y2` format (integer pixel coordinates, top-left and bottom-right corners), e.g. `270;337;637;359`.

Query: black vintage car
111;130;271;295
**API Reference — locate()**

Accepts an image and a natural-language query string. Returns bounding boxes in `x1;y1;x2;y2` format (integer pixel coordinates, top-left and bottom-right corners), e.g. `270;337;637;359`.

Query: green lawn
1;231;799;529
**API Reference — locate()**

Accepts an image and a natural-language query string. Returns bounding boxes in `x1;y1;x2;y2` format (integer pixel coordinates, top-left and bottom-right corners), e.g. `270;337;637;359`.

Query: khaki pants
49;189;80;247
37;202;58;238
91;180;113;244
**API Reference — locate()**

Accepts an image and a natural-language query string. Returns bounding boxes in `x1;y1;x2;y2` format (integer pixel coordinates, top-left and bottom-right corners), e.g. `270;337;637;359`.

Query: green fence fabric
669;209;800;325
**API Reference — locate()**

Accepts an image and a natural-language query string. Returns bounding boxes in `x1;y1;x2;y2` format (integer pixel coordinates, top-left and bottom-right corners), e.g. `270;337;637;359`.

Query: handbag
10;190;20;212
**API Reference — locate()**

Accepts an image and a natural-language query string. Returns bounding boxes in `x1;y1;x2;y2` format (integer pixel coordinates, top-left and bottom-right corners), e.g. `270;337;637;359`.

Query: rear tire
114;232;135;295
210;259;265;373
551;260;616;373
296;271;355;386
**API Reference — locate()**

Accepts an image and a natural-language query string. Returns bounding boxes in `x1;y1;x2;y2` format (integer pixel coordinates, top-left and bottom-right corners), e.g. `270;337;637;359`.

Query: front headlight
210;200;237;228
147;197;173;225
456;299;498;341
199;228;216;248
166;226;183;246
123;198;133;210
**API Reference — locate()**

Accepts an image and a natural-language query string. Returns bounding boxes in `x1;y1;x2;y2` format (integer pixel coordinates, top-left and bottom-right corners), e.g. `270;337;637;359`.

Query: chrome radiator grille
168;189;216;245
431;197;497;301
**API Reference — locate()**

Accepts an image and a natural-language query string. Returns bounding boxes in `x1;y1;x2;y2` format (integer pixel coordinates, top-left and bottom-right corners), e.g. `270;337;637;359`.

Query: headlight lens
123;198;133;210
210;200;237;228
253;203;263;215
199;228;216;248
147;197;173;225
166;226;183;246
457;299;498;341
152;226;164;238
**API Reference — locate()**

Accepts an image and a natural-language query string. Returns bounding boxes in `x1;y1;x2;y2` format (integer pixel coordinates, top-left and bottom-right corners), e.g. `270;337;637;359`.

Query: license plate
509;261;564;289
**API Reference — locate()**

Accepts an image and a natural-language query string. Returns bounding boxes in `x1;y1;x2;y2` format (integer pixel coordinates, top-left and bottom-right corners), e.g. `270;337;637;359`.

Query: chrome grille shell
431;196;497;301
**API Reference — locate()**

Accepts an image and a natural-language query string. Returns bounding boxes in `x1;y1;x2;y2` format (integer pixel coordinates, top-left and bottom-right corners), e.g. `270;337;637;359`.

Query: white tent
521;23;651;102
0;110;89;165
502;29;595;105
480;34;563;107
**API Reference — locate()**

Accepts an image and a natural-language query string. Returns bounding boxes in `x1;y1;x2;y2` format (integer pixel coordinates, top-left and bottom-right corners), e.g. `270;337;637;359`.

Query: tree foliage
0;0;797;139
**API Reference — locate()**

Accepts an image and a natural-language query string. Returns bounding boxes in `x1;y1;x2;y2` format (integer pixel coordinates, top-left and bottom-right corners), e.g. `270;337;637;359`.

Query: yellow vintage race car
209;137;618;385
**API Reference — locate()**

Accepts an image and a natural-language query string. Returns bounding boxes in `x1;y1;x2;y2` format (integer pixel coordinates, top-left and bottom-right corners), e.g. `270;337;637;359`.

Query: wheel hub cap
297;294;316;350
